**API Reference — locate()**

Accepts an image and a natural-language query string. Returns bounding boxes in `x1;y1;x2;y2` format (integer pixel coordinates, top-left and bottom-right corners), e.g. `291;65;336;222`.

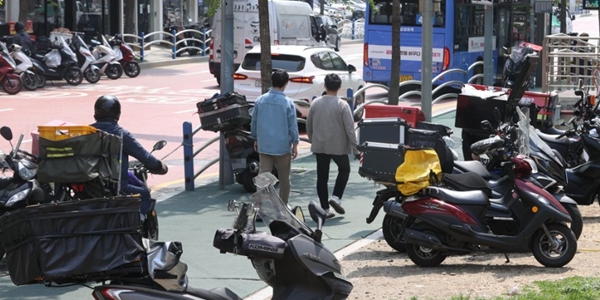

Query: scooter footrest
449;224;476;235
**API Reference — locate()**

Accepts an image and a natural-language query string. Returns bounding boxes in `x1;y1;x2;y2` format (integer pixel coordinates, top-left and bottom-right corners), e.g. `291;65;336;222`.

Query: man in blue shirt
251;70;299;205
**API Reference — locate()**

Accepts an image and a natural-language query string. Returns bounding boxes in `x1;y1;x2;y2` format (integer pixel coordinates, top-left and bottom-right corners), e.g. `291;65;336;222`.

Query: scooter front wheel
84;67;101;84
36;73;46;89
532;223;577;268
563;203;583;240
65;67;83;85
106;64;123;79
22;72;37;91
2;76;22;95
123;61;141;78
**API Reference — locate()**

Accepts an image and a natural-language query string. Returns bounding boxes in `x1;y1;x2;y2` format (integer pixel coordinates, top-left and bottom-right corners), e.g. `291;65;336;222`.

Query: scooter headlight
17;160;37;181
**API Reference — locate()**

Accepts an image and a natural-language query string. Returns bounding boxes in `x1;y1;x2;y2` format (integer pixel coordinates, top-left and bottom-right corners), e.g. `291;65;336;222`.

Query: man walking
307;73;359;218
251;70;299;205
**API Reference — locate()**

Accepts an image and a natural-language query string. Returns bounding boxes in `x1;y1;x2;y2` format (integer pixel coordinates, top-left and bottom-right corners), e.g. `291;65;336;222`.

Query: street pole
483;4;493;85
420;0;433;122
219;0;234;189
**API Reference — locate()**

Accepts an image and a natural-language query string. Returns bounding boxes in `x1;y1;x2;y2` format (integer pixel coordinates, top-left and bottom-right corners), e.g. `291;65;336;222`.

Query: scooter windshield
57;36;77;62
517;107;561;165
251;173;312;234
0;43;17;69
74;35;91;51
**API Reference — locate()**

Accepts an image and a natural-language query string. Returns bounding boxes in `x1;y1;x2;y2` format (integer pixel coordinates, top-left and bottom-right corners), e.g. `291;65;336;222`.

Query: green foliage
205;0;222;17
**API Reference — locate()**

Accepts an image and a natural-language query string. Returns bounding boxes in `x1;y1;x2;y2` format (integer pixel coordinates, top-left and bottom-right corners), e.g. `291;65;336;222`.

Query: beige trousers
258;153;292;204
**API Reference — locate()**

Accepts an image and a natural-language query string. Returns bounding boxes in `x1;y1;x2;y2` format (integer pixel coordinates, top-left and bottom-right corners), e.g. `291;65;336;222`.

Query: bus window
454;4;485;52
370;0;446;27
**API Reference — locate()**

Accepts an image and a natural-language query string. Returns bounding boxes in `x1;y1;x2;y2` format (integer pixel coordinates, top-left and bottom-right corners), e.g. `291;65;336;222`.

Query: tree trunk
388;0;401;105
18;1;29;24
259;0;273;93
123;0;135;42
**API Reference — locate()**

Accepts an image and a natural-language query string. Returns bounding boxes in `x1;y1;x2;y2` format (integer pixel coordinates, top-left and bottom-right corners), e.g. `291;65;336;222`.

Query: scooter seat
535;129;573;145
425;186;489;207
453;160;491;179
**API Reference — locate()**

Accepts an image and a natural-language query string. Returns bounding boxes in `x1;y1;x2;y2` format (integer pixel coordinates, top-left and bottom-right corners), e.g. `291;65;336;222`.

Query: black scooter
214;173;353;299
30;36;83;86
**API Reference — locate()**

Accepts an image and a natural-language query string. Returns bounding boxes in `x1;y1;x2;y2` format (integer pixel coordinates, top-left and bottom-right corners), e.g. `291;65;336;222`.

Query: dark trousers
315;153;351;210
121;184;152;215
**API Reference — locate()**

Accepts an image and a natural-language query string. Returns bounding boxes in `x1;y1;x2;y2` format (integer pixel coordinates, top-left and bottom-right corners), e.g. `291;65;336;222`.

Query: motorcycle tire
106;64;123;80
241;170;256;193
84;67;101;84
531;223;577;268
22;72;37;91
65;67;83;85
124;61;141;78
36;73;46;89
2;76;22;95
143;210;159;240
382;214;406;253
563;203;583;240
188;49;199;56
405;223;447;267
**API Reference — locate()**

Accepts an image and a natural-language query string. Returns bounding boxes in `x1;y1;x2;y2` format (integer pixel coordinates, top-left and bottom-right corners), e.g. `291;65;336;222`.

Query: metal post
483;5;493;85
220;0;235;188
530;0;535;43
183;121;195;191
347;88;354;112
201;28;207;56
140;32;145;62
352;19;355;40
172;29;177;59
421;0;433;122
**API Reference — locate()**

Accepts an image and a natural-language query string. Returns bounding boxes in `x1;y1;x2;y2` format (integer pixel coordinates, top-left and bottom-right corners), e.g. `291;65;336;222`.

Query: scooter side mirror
481;120;494;132
153;140;167;151
308;200;326;229
292;206;305;223
0;126;13;141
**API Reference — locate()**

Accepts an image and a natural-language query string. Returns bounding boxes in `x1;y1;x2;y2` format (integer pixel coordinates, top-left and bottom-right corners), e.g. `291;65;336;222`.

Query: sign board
534;0;553;13
583;0;599;9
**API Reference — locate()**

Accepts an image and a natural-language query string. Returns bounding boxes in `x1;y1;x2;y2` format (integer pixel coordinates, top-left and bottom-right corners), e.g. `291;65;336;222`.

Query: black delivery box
197;92;251;132
358;142;406;184
455;55;539;132
357;117;408;145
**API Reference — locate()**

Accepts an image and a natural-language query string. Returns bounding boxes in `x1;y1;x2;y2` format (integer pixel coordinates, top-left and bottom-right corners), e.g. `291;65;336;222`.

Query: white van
209;0;322;85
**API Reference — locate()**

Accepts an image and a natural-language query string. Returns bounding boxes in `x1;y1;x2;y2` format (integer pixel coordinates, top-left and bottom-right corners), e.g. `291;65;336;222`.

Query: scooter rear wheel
405;224;447;267
106;64;123;80
563;203;583;240
532;223;577;268
2;76;22;95
22;72;37;91
382;214;407;253
124;62;141;78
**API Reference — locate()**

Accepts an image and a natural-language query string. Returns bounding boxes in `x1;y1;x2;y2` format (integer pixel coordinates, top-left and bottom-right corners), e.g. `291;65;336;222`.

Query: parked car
315;15;341;51
234;45;366;120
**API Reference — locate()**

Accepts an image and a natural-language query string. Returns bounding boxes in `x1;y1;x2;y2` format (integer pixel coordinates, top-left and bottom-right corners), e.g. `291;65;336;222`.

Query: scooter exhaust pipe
403;228;469;253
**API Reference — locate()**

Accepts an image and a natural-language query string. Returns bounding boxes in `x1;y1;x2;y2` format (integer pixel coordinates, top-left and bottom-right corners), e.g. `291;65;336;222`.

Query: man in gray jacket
307;73;359;218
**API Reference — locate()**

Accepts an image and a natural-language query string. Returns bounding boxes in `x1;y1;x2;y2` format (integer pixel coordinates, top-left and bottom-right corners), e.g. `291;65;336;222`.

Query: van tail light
363;43;368;67
590;95;596;106
442;46;450;71
273;40;280;45
290;76;314;84
209;41;214;60
245;39;253;45
233;73;248;80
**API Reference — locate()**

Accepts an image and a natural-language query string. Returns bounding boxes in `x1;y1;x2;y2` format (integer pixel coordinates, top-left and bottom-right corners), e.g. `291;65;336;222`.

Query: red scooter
109;34;141;78
0;42;22;95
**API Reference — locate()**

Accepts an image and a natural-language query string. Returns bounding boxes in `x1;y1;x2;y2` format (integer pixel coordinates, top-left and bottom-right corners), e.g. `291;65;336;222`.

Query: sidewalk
137;37;365;69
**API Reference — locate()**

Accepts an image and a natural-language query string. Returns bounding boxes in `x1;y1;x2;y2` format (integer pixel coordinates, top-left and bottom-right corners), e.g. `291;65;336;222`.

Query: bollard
183;121;195;191
351;19;355;40
172;29;177;59
201;28;207;56
140;32;145;62
347;88;354;112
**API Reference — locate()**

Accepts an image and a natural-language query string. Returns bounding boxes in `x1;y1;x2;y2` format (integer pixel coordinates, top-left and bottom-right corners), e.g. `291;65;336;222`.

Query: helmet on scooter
94;95;121;121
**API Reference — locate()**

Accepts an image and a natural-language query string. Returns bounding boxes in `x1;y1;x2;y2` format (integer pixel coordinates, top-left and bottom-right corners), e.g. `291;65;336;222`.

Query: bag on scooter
395;148;442;195
44;49;61;68
143;240;188;292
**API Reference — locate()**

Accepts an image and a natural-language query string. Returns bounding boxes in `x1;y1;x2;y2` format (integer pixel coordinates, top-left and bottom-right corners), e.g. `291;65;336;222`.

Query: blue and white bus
362;0;531;86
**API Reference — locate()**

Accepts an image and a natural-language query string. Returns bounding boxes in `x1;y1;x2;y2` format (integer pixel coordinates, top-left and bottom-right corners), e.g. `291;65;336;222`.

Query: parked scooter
30;36;83;86
0;126;50;261
393;115;577;267
502;42;539;88
69;33;101;83
109;34;141;78
0;42;22;95
7;44;38;91
89;35;123;80
214;172;354;299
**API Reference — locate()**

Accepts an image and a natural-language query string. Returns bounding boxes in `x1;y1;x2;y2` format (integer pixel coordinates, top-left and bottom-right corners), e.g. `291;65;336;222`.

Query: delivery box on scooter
197;92;251;132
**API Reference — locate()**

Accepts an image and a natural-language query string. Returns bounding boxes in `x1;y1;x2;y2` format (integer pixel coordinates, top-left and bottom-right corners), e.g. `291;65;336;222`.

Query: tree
123;0;135;41
258;0;273;93
388;0;401;105
18;0;30;24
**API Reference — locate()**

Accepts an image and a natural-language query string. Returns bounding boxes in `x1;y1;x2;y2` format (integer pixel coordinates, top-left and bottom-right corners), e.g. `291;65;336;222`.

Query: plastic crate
37;125;97;141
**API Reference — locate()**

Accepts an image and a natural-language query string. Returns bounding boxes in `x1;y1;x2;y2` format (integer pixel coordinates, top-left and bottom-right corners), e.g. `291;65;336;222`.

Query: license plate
255;80;261;87
399;75;413;82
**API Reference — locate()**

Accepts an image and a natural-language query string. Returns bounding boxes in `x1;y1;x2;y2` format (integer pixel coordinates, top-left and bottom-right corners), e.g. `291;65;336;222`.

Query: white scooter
7;44;38;91
89;35;123;80
69;33;101;83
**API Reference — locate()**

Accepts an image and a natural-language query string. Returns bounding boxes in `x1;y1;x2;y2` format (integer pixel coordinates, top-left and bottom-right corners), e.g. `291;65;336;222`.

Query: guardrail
122;27;212;62
338;18;364;40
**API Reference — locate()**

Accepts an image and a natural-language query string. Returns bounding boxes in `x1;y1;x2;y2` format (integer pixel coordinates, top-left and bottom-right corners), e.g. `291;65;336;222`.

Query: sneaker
326;209;336;219
329;196;345;215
